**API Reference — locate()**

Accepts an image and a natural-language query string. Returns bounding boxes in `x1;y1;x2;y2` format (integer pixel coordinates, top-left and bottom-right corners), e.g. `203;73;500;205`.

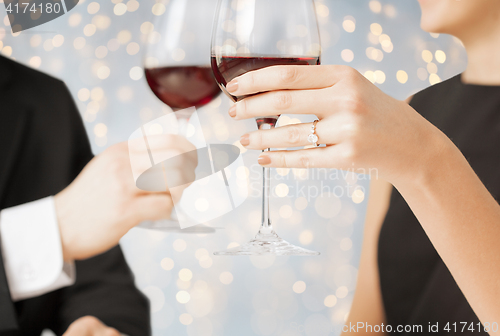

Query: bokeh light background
0;0;467;335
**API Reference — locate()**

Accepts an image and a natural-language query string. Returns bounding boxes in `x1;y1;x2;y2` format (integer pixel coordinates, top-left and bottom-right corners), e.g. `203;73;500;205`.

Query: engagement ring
307;120;319;147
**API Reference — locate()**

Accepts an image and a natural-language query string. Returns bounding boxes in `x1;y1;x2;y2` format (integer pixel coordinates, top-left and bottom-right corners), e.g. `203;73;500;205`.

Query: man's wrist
54;191;74;263
0;197;75;300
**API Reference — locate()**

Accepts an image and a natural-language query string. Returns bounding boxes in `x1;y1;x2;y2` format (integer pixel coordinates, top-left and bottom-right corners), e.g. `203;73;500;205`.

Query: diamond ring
307;120;319;147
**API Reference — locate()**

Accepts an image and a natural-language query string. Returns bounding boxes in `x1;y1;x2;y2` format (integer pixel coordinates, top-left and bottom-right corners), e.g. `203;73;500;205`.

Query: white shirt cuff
0;197;76;301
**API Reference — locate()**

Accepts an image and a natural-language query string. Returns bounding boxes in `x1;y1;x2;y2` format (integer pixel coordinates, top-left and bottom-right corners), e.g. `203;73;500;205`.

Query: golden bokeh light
179;268;193;282
295;197;308;210
299;230;314;245
95;46;108;59
173;239;187;252
140;21;154;35
129;66;143;80
370;23;383;36
341;49;354;63
152;3;166;16
161;257;175;271
68;13;82;27
179;313;193;326
293;281;307;294
78;88;90;102
117;30;132;44
324;295;338;308
87;2;100;15
29;56;41;68
93;123;107;137
176;290;191;304
195;248;209;260
427;62;438;74
397;70;408;84
52;35;64;47
199;256;213;269
219;272;234;285
340;238;353;251
83;24;97;37
279;205;293;218
275;183;289;197
96;66;110;79
336;286;349;298
422;50;433;63
429;73;441;85
127;0;140;12
342;17;356;33
417;67;428;81
73;37;86;50
114;3;128;16
369;0;382;13
435;50;446;63
352;189;365;203
315;3;329;18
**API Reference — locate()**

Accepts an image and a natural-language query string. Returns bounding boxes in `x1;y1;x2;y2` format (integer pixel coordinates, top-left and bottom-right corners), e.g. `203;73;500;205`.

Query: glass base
138;219;219;234
137;206;222;234
214;227;320;256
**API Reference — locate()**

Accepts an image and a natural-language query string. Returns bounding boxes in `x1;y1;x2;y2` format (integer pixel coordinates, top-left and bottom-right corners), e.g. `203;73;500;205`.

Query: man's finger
131;194;174;223
96;327;121;336
63;316;118;336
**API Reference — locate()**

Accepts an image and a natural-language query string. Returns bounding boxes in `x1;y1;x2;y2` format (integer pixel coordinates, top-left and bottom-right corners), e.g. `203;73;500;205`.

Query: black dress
378;74;500;334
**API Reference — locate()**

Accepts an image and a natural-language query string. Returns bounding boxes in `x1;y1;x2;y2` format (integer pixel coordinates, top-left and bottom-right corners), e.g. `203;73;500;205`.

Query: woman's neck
461;25;500;85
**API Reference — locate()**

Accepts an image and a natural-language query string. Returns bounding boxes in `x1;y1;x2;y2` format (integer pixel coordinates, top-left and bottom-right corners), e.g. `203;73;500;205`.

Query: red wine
211;55;320;127
211;55;320;101
145;66;221;110
254;117;279;129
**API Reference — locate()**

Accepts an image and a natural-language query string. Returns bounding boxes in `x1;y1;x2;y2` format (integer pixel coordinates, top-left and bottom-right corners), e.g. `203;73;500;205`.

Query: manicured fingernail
226;80;238;93
240;134;250;146
258;155;271;165
229;105;237;117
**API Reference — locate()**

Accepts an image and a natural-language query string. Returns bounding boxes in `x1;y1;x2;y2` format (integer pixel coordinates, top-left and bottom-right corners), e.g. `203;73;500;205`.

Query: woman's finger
230;88;335;120
226;64;351;97
256;146;341;169
241;120;340;150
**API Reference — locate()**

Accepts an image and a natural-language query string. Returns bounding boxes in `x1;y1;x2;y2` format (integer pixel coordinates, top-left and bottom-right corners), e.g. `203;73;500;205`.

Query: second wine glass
211;0;321;255
141;0;220;233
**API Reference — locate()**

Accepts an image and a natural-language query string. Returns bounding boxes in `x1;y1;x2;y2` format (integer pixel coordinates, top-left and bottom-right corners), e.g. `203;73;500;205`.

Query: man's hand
63;316;120;336
55;134;196;261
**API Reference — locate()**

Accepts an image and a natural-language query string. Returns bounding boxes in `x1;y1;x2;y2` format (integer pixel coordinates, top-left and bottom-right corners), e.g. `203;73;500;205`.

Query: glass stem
177;116;189;136
261;148;272;231
167;114;190;223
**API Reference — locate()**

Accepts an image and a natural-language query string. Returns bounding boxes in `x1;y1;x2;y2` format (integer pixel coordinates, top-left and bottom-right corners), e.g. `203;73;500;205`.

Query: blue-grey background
0;0;467;335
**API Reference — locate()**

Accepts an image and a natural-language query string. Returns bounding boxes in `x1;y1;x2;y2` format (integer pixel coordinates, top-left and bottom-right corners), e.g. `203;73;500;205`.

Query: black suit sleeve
53;247;151;336
0;57;150;335
51;84;151;336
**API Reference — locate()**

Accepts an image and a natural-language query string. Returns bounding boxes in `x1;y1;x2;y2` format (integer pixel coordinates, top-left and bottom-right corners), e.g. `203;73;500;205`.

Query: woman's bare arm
342;177;392;335
343;95;411;335
395;135;500;333
230;65;500;331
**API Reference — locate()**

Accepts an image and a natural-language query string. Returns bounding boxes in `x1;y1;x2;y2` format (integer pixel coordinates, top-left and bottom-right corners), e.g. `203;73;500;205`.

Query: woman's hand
55;134;197;262
228;65;451;186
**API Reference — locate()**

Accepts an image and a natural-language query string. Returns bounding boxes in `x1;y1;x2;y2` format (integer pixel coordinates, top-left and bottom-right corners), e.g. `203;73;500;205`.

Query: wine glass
141;0;221;233
211;0;321;255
